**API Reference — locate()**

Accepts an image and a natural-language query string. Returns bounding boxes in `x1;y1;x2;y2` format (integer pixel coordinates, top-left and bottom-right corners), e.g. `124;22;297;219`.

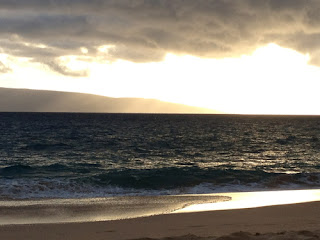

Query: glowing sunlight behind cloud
1;43;320;115
70;43;320;115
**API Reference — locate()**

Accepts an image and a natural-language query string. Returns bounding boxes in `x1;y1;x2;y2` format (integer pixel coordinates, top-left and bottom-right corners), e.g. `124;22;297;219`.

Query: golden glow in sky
1;43;320;115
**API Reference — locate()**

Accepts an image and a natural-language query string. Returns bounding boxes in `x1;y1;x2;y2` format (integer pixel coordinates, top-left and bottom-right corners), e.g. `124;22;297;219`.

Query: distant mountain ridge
0;87;220;113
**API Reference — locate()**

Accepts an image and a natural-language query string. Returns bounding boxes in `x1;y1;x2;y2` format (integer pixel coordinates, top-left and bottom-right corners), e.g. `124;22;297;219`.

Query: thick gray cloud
1;0;320;76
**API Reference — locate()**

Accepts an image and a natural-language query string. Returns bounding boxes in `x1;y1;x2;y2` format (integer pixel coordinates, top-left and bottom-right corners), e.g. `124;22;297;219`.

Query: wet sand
0;200;319;240
0;194;230;225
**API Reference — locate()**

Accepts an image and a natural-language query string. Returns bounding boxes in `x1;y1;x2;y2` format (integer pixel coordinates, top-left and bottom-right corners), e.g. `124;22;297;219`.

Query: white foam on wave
184;174;320;194
0;178;185;200
1;172;320;200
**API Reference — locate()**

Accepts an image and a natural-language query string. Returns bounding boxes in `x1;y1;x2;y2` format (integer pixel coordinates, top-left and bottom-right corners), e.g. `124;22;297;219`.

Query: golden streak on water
174;189;320;213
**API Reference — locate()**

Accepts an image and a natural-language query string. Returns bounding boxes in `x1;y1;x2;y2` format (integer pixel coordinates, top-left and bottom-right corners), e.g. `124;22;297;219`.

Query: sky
1;0;320;114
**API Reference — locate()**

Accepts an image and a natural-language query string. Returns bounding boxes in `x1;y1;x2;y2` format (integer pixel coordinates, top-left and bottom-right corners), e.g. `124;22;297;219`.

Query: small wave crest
0;178;182;200
21;142;69;151
0;165;34;175
0;163;100;178
90;168;273;190
0;171;319;200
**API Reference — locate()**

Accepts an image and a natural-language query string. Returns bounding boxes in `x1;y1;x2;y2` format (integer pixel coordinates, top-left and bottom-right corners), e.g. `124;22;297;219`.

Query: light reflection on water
2;189;318;225
1;113;320;199
175;189;320;212
0;194;230;225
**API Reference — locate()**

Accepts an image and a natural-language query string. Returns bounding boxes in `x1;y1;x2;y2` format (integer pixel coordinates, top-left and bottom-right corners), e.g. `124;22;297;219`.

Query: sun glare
150;43;319;115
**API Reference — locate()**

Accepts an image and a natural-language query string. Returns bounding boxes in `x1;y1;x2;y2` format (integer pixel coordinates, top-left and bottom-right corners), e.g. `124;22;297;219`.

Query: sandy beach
0;200;319;240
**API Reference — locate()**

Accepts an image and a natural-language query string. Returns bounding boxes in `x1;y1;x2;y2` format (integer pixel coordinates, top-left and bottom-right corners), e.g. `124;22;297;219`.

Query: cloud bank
1;0;320;76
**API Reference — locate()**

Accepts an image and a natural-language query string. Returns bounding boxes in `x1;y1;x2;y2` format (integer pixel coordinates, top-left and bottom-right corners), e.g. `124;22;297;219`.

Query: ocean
0;113;320;223
1;112;319;199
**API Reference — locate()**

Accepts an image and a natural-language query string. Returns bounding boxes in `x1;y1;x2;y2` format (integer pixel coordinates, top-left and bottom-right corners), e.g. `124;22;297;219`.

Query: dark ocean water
1;113;320;200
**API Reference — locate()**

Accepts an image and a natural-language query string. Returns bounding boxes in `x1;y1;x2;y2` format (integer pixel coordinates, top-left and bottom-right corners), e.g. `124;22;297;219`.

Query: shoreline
0;194;230;225
1;189;320;225
0;190;320;239
0;201;319;240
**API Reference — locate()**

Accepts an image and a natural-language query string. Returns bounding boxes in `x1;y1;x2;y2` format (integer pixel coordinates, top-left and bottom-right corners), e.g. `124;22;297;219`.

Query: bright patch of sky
1;43;320;114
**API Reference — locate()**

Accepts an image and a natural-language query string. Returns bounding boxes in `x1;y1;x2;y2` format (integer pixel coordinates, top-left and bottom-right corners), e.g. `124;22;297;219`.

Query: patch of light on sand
175;189;320;213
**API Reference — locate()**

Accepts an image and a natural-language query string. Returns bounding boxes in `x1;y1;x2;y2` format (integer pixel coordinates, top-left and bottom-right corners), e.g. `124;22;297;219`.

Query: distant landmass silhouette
0;87;221;113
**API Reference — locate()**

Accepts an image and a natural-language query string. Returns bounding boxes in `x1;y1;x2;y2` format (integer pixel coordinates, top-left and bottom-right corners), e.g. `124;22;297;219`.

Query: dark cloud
44;59;89;77
1;0;320;76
